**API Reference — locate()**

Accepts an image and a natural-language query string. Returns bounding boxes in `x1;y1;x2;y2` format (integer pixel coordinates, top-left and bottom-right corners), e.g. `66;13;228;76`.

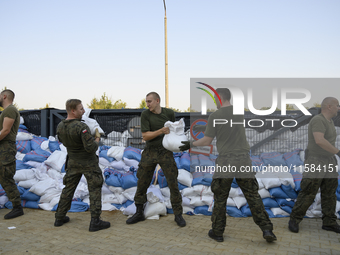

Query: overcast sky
1;0;339;110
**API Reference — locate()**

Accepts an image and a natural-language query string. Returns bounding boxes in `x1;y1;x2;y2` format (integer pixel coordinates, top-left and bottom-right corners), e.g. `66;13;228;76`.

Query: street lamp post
163;0;169;108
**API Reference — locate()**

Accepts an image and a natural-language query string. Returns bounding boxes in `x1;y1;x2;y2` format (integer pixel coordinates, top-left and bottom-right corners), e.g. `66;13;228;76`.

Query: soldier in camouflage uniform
0;89;24;220
289;97;340;234
180;88;276;242
126;92;186;227
54;99;110;232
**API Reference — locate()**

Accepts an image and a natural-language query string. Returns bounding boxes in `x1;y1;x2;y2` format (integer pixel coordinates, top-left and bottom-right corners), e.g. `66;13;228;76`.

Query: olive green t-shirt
141;107;175;148
0;104;20;143
307;113;336;158
205;105;250;155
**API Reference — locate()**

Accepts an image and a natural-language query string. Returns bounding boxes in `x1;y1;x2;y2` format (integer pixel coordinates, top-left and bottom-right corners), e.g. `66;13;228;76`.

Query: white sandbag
59;144;67;153
258;188;271;198
108;186;124;194
181;187;195;197
110;160;130;171
122;187;137;201
271;207;290;216
0;195;9;208
306;208;322;218
177;169;193;188
256;178;264;190
26;161;45;169
38;196;60;211
227;197;236;207
99;157;110;167
193;185;213;196
276;171;295;188
40;140;50;151
123;157;139;169
16;151;25;161
256;172;281;189
107;146;125;161
299;150;305;162
105;131;122;141
101;203;117;211
73;182;89;200
147;185;164;203
182;196;192;208
29;178;56;196
47;169;63;180
82;113;104;135
102;193;118;203
189;195;213;207
160;187;171;198
44;150;67;172
13;169;36;182
18;178;39;189
20;116;24;124
39;188;62;203
162;118;188;152
228;187;243;198
102;184;113;195
232;196;247;209
16;132;33;141
109;193;128;204
123;203;136;216
144;202;167;218
183;206;194;214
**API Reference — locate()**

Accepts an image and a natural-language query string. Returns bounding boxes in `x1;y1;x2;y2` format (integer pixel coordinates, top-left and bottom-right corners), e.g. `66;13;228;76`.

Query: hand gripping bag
162;118;188;152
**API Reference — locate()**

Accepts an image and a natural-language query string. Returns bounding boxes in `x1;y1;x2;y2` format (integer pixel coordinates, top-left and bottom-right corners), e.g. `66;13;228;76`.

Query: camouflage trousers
0;141;21;207
55;164;103;219
290;156;338;226
211;154;273;236
134;146;183;215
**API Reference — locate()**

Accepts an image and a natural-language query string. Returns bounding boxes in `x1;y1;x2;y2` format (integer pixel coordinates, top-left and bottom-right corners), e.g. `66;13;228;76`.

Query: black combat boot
263;230;277;242
174;214;186;227
89;217;111;232
126;204;145;224
4;205;24;219
322;223;340;233
208;229;224;242
288;219;299;233
54;216;70;227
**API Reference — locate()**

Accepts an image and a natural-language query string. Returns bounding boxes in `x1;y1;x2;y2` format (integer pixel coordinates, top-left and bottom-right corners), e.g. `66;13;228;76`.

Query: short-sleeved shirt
141;107;175;148
0;104;20;144
307;113;336;158
205;105;250;155
57;119;99;167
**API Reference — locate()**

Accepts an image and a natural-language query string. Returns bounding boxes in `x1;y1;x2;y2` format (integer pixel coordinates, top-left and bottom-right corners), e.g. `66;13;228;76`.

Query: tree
40;103;51;109
87;93;127;109
184;105;197;112
138;99;147;109
169;107;182;112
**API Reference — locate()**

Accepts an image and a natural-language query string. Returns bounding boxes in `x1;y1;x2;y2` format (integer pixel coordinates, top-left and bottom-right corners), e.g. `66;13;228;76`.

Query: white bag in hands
162;118;188;152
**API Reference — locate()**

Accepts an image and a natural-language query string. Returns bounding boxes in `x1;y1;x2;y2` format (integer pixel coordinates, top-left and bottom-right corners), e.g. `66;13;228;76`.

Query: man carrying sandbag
289;97;340;233
0;89;24;219
180;87;276;242
126;92;186;227
54;99;110;232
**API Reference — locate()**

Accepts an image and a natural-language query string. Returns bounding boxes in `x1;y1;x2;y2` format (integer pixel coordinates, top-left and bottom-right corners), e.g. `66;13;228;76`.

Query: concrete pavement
1;209;340;255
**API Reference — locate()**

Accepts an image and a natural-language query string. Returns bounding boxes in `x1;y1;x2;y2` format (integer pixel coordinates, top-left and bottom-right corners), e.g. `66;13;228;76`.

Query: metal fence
8;107;340;154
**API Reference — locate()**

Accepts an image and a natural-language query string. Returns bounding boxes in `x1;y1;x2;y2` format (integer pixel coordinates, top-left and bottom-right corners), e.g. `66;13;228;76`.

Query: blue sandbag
167;208;173;214
104;168;122;187
240;204;252;216
120;169;138;189
23;147;51;162
16;140;31;154
190;154;199;172
21;190;40;201
16;160;33;170
268;187;289;199
198;154;214;167
19;124;28;130
227;206;246;217
231;178;239;188
174;156;181;170
30;136;48;150
192;171;211;186
262;197;279;208
5;200;40;209
275;198;295;208
281;184;298;199
194;205;212;216
280;205;293;214
52;201;89;212
157;169;168;188
123;146;142;162
250;155;264;171
283;149;303;167
178;183;188;190
265;208;275;218
0;184;5;196
112;200;134;209
99;150;115;162
179;152;190;171
260;152;287;166
49;140;61;152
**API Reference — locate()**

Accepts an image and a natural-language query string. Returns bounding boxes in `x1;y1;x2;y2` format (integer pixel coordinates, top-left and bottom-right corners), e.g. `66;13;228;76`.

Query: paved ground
0;209;340;255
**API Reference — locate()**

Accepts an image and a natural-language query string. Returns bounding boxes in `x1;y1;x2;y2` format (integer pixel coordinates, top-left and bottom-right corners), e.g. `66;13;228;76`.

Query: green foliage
138;99;147;109
39;103;51;109
169;107;182;112
87;93;127;109
184;105;197;112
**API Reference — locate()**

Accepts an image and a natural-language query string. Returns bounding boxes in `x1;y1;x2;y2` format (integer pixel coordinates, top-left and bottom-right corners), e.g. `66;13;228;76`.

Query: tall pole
163;0;169;108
